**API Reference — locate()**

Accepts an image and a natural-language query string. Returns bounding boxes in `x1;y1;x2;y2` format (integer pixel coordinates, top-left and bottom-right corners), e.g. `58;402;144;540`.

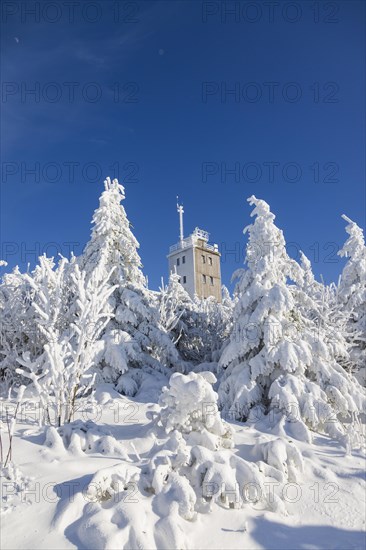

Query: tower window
201;255;206;264
182;256;185;264
183;276;187;284
210;276;214;285
177;258;180;266
208;257;212;266
202;274;206;284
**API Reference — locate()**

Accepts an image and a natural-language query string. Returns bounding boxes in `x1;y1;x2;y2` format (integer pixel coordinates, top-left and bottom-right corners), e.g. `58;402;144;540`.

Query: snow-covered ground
1;187;365;549
1;375;365;550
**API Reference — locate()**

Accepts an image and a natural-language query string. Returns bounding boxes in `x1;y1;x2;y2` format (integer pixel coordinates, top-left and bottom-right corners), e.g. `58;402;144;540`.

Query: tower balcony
169;227;218;254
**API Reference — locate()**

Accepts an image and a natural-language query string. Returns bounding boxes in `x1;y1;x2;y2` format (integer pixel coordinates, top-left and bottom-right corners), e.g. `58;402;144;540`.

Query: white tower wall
168;246;195;297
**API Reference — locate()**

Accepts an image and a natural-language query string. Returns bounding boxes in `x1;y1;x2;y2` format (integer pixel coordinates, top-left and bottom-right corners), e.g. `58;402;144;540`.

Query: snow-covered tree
296;253;349;370
0;266;44;391
221;284;235;328
158;272;205;367
81;177;145;288
16;258;116;426
337;215;366;382
159;273;192;338
158;274;234;369
218;196;365;445
194;287;234;364
158;371;233;450
81;178;179;394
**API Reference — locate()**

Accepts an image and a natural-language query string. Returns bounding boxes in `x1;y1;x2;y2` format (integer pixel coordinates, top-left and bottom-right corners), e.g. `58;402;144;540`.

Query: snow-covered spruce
337;215;366;384
218;196;366;445
81;177;180;394
158;273;233;368
192;290;234;365
158;272;196;368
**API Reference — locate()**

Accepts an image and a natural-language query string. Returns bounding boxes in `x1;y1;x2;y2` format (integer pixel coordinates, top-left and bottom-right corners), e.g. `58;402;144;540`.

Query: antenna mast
176;197;184;243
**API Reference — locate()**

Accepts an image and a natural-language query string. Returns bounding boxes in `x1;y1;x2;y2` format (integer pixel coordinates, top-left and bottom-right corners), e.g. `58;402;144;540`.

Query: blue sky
1;0;365;290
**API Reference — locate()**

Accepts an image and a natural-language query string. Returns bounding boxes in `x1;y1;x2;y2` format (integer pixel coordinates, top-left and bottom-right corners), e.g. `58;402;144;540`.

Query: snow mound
44;420;130;460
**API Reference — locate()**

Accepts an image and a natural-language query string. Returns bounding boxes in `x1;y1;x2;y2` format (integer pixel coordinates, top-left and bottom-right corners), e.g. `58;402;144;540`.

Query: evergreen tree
81;178;179;394
338;215;366;382
296;253;349;370
81;177;145;288
158;272;202;367
218;196;365;444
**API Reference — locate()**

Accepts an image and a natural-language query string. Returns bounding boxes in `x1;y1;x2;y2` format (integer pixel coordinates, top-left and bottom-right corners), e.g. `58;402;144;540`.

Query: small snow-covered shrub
72;463;156;550
188;444;266;510
154;470;197;521
44;420;130;459
159;372;233;450
252;437;303;482
85;462;140;503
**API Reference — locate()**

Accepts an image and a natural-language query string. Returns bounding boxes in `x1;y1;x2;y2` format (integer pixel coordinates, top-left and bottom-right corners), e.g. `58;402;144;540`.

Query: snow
0;382;365;549
1;183;365;549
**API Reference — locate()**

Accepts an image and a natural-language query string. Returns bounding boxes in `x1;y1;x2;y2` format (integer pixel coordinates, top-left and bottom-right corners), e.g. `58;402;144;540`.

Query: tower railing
192;227;209;240
169;234;218;253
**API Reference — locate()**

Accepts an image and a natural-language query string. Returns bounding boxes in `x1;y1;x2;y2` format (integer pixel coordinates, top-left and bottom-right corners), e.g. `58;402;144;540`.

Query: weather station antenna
176;196;184;244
